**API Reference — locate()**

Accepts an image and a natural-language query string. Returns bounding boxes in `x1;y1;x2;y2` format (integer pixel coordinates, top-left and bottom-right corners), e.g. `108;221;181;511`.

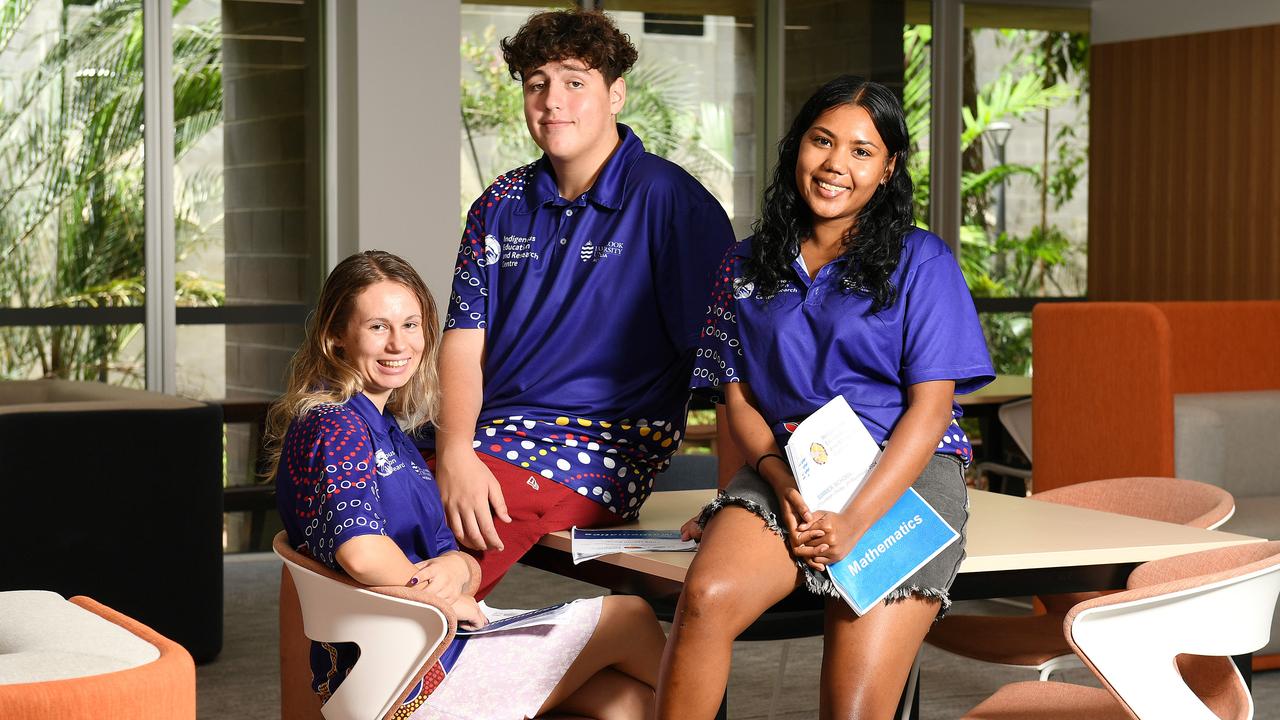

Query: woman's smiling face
794;103;896;234
336;280;425;410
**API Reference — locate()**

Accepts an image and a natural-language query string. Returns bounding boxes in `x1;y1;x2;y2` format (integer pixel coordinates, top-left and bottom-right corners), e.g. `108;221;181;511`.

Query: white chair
973;397;1034;494
965;540;1280;719
273;533;456;720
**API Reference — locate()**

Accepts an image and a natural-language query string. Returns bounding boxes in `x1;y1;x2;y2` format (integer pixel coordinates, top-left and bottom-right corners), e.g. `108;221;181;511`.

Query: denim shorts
697;453;969;617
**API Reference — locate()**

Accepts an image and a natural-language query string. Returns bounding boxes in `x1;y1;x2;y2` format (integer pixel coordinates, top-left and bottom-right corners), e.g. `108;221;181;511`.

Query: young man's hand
436;450;511;552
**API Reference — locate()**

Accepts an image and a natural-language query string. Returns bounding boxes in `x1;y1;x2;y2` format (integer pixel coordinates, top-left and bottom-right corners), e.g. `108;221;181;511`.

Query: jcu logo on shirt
579;239;625;263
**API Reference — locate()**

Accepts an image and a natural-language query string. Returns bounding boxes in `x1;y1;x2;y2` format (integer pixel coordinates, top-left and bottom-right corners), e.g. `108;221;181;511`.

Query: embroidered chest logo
374;449;405;477
483;234;501;265
579;239;625;263
733;278;755;299
500;234;539;268
526;476;540;491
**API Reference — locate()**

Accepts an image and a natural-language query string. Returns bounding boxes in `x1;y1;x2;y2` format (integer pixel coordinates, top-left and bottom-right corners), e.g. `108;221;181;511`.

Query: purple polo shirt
276;393;467;692
443;124;735;517
692;229;994;464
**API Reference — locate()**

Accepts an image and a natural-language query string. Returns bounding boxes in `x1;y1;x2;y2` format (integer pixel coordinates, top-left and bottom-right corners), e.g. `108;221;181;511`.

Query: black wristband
754;452;787;475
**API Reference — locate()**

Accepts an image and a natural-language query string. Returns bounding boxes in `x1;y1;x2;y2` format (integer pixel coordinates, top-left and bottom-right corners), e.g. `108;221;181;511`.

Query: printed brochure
570;528;697;565
457;600;578;636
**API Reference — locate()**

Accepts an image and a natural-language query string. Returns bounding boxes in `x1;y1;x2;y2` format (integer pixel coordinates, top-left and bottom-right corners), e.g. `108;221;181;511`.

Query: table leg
895;653;921;720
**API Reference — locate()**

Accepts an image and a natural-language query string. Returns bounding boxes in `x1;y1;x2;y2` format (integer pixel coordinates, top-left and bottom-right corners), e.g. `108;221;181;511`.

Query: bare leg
534;595;666;719
544;667;652;720
656;507;803;720
819;596;940;720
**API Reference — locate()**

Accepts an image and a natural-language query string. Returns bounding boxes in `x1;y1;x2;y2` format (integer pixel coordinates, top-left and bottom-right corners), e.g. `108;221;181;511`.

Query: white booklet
569;528;697;565
785;395;882;513
787;396;959;616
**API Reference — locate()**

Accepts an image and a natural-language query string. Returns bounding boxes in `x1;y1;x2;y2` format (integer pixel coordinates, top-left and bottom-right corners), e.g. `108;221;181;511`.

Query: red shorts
424;451;622;599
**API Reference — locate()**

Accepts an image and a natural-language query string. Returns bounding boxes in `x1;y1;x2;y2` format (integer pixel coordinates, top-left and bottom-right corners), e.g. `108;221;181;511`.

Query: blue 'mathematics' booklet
824;487;958;615
787;396;959;616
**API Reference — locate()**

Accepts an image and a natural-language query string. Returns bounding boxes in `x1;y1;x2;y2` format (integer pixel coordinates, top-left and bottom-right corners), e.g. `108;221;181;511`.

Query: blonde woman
266;251;664;720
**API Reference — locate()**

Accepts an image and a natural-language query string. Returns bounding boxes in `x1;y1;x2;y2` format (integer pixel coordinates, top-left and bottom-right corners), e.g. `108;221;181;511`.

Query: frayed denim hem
697;494;786;537
699;494;954;619
885;586;953;620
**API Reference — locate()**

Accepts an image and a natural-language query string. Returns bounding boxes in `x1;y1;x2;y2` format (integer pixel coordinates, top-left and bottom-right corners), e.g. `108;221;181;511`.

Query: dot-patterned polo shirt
276;392;468;695
438;123;736;518
692;229;995;464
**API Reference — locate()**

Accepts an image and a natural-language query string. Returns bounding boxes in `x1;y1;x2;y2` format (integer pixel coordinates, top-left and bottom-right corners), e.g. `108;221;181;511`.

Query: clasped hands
780;488;862;572
678;487;863;572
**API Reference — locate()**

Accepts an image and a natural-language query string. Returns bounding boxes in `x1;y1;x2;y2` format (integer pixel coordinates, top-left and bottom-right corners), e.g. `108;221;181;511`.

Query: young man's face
521;59;626;168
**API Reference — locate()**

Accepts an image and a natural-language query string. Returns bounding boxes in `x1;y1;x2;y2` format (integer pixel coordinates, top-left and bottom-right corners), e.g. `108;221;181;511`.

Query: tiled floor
199;554;1280;719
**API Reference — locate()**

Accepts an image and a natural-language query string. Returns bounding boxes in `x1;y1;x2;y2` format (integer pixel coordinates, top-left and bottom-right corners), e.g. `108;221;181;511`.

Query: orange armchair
0;593;195;720
1032;300;1280;494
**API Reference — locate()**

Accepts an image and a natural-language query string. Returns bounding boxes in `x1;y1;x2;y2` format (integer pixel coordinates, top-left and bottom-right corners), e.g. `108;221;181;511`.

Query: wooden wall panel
1090;24;1280;300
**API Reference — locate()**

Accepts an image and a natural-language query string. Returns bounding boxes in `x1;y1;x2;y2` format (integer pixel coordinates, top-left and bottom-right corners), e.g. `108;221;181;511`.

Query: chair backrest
1066;541;1280;720
272;533;454;720
1032;476;1235;530
997;397;1033;461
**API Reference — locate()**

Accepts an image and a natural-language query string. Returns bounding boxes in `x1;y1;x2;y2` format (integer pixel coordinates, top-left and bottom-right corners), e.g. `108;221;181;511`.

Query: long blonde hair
263;250;441;482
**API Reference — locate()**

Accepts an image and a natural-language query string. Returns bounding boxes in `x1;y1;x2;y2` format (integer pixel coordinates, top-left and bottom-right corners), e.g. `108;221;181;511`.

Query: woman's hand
452;596;488;629
679;513;704;542
779;487;814;547
792;509;863;571
406;553;471;604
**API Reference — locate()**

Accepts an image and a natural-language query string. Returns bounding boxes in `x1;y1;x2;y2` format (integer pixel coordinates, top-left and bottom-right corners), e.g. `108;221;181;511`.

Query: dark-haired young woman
655;76;994;720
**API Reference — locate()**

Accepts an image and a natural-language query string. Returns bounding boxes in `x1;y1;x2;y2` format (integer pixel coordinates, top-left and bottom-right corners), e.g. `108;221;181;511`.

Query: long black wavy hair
744;75;915;313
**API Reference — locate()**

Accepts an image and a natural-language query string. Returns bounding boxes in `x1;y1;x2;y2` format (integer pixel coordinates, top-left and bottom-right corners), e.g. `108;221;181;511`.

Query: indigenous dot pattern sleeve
277;403;389;567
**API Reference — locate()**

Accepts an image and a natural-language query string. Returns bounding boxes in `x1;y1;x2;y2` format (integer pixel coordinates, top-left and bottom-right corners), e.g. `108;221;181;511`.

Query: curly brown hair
501;9;638;84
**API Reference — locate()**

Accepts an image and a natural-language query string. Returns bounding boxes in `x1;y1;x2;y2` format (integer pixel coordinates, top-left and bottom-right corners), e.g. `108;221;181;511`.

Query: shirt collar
348;392;395;439
522;123;645;214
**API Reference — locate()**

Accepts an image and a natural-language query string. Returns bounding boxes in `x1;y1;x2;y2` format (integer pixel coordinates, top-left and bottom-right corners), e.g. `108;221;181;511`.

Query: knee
677;573;739;625
601;595;661;634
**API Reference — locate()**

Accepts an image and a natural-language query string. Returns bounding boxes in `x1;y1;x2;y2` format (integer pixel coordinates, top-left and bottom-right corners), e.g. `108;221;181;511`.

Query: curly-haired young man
429;9;735;598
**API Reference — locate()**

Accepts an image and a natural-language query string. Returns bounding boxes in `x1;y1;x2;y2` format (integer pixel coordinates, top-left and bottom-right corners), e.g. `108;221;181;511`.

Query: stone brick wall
220;0;323;536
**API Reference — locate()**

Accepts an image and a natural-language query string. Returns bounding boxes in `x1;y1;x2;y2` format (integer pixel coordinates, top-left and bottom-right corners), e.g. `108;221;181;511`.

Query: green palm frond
0;0;36;57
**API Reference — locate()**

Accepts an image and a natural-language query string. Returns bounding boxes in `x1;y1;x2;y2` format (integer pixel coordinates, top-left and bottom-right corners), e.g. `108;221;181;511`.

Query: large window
908;2;1090;375
1;0;326;552
0;0;148;384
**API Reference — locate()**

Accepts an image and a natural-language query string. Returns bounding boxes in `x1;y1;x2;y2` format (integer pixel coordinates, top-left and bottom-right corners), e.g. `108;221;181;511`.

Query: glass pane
0;323;144;384
0;1;146;384
959;4;1090;375
784;1;907;120
961;4;1090;302
904;2;932;226
172;0;323;402
460;3;759;236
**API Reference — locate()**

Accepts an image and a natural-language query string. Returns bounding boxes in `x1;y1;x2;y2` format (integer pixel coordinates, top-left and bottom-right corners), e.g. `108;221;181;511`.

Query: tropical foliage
0;0;224;383
903;24;1088;375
